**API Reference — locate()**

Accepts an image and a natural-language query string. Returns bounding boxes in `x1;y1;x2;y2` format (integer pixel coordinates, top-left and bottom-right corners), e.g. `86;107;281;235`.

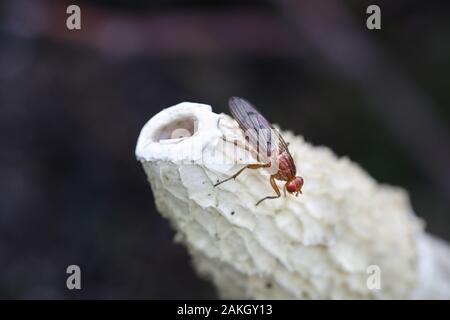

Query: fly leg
220;135;253;155
214;163;270;187
256;176;281;206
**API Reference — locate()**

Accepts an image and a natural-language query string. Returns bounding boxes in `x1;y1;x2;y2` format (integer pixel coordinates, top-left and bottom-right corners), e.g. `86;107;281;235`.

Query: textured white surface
413;234;450;299
136;102;450;299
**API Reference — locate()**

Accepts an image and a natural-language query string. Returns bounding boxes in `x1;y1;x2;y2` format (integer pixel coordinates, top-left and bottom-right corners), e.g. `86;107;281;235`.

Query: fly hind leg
256;176;281;206
214;163;270;187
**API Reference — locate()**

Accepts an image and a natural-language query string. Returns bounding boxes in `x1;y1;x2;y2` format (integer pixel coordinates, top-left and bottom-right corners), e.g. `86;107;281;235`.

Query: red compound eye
286;177;304;194
286;181;298;193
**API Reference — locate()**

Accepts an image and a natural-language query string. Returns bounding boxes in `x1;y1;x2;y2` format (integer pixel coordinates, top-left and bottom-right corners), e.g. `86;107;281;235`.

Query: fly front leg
214;163;271;187
256;176;281;206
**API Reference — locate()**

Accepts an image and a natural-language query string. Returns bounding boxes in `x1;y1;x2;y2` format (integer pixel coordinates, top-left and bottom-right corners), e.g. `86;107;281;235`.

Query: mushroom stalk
136;102;450;299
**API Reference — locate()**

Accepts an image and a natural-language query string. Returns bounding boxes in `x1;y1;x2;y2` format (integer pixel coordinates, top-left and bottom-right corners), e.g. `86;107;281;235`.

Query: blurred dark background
0;0;449;299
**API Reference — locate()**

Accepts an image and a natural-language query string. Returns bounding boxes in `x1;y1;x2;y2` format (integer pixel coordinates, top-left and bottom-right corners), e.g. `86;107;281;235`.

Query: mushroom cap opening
152;116;198;142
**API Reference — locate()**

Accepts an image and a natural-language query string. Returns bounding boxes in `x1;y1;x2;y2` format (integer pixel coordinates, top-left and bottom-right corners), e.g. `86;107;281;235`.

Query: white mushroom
136;102;450;299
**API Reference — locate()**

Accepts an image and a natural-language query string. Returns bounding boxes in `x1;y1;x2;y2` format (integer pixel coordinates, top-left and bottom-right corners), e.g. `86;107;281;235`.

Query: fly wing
229;97;280;162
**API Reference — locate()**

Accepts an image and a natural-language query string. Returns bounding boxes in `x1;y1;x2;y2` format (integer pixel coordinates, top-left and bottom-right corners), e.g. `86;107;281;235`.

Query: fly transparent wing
229;97;280;163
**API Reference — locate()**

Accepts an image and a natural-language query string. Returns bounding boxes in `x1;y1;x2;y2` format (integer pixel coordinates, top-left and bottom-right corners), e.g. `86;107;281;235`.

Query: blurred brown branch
3;0;298;57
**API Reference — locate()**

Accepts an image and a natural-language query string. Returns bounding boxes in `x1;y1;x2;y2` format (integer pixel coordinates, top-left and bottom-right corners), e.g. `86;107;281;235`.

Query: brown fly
214;97;304;206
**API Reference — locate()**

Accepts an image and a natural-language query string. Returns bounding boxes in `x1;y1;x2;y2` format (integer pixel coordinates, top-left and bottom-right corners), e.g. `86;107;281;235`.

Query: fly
214;97;304;206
